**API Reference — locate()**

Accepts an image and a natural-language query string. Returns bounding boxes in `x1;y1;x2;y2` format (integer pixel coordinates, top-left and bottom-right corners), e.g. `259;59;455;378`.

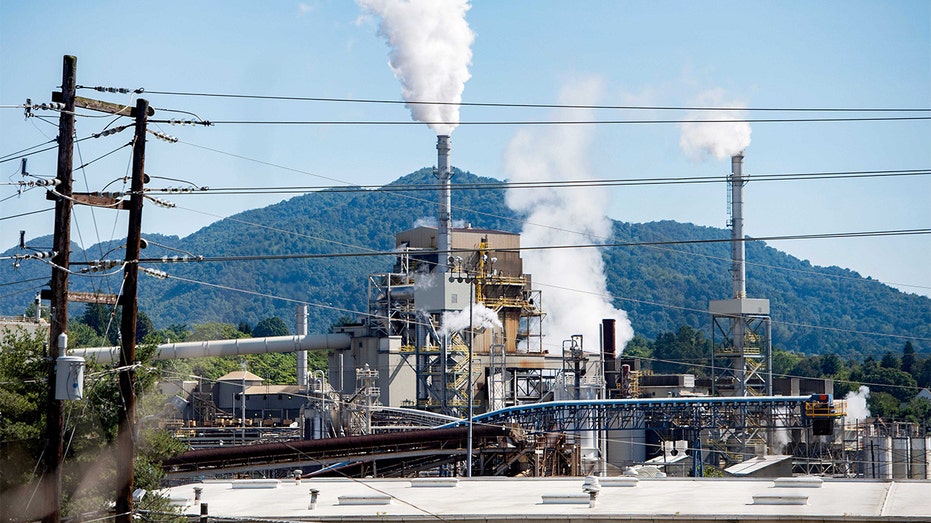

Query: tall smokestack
437;135;452;273
729;152;746;299
296;304;308;388
602;318;617;391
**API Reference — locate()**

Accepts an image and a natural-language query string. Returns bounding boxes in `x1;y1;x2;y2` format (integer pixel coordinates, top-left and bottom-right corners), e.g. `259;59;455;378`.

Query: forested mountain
2;169;927;358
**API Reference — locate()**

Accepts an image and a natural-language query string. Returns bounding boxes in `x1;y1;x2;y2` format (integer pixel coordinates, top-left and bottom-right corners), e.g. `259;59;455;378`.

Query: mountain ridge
2;168;927;358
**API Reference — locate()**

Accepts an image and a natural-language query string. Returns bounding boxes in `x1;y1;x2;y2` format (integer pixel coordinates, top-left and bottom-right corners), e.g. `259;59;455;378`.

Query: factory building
328;225;605;418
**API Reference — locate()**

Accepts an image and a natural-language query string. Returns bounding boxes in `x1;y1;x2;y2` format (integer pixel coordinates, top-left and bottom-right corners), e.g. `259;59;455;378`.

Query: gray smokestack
729;152;746;299
296;304;308;388
437;135;452;273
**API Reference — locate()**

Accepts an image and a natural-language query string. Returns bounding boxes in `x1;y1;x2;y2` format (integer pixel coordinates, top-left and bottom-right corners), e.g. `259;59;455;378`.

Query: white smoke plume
844;385;871;424
504;77;635;352
679;89;751;160
357;0;474;135
439;303;503;335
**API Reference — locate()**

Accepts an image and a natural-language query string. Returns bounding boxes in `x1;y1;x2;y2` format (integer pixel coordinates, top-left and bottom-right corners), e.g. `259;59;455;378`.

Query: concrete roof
164;476;931;522
216;370;264;382
244;385;302;395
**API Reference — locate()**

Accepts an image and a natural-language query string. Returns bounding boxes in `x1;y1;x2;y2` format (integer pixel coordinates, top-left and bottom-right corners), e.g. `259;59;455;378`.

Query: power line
121;90;931;113
61;227;930;266
180;115;931;126
164;139;929;292
0;134;98;165
138;266;929;358
0;207;54;222
143;169;931;196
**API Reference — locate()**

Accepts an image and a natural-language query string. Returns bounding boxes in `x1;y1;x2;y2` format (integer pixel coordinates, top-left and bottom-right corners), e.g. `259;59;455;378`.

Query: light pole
467;279;474;477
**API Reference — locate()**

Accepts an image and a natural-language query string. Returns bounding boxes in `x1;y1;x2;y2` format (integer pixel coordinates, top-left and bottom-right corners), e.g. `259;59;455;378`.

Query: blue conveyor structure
441;395;818;476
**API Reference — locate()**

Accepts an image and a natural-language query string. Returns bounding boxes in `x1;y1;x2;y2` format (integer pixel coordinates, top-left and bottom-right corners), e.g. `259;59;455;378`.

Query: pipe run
70;333;352;365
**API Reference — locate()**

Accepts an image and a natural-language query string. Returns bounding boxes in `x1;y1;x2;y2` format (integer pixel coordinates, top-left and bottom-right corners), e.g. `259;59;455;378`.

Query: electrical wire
143;168;931;196
0;139;57;162
0;207;54;221
0;134;97;165
179;115;931;126
166;139;930;293
127;90;931;113
71;227;924;265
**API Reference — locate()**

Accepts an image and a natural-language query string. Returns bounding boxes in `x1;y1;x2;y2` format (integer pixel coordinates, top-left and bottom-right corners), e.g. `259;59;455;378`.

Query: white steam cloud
357;0;474;135
844;385;871;424
504;77;634;352
439;303;503;335
679;89;751;160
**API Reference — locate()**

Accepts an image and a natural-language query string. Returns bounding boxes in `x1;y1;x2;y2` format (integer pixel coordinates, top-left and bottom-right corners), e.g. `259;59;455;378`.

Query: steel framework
444;396;816;476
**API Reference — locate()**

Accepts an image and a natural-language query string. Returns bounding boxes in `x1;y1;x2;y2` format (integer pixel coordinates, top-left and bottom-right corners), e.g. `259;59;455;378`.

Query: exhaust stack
436;135;451;273
729;152;746;299
296;304;308;388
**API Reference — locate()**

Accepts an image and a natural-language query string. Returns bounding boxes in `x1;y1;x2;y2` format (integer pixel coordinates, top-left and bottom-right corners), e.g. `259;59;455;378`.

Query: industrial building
161;475;931;522
67;140;930;484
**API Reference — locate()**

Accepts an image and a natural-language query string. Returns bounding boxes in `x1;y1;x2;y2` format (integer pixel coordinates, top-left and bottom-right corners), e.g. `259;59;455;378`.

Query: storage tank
892;437;910;479
909;436;931;480
866;436;892;479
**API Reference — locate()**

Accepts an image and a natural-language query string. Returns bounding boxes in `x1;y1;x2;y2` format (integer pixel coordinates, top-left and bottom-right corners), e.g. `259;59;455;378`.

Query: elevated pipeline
163;425;506;474
70;332;351;365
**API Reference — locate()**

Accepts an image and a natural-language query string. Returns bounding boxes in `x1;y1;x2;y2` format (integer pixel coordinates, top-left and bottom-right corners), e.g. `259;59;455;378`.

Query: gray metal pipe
70;333;351;365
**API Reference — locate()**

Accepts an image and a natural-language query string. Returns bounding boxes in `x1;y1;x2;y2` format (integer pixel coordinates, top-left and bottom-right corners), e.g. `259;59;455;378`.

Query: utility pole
43;54;76;523
114;97;148;523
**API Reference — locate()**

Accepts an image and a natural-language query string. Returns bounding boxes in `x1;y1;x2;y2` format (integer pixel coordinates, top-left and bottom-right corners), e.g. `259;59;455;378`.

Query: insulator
93;191;125;199
92;86;132;94
32;251;55;259
37;102;65;111
148;196;176;208
93;125;129;139
147;129;178;143
33;178;59;187
141;268;168;279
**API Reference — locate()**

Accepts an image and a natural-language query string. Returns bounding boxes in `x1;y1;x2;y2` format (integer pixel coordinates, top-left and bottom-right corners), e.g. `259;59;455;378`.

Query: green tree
621;335;652;360
0;327;47;494
917;358;931;389
81;302;119;342
867;391;901;419
772;349;802;377
0;326;183;519
903;397;931;429
652;326;711;376
854;364;917;403
880;351;900;370
188;322;249;342
77;304;155;346
901;341;916;376
820;353;842;376
253;316;290;338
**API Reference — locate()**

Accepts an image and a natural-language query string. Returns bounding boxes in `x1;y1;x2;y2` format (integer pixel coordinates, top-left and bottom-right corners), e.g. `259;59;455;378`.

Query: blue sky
1;1;929;299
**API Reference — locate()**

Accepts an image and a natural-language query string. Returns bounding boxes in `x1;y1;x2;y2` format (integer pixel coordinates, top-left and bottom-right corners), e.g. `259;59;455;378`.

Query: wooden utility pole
114;97;148;523
43;54;76;523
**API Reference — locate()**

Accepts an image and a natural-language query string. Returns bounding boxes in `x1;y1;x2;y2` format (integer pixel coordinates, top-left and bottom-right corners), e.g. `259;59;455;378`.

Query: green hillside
1;168;927;358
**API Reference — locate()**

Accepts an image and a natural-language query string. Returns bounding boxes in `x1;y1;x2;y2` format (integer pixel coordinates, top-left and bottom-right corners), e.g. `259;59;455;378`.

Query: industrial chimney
711;150;772;398
436;135;452;273
729;152;746;299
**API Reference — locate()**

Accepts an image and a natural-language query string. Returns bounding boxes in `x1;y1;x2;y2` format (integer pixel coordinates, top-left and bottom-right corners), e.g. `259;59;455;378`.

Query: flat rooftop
164;476;931;522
